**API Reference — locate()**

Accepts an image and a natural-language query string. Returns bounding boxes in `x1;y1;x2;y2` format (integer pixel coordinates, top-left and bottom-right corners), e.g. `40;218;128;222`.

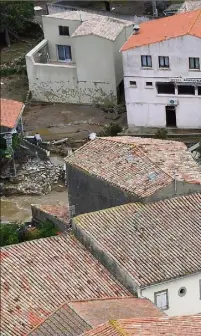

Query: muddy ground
23;102;127;141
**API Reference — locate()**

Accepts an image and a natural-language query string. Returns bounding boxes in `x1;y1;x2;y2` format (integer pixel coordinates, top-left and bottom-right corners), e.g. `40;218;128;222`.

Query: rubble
0;158;64;196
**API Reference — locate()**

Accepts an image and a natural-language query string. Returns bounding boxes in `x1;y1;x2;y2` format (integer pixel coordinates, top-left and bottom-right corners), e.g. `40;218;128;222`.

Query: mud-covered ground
22;102;127;141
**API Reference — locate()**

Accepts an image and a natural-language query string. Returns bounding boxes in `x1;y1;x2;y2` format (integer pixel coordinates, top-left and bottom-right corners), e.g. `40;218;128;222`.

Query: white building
72;192;201;317
26;11;133;105
121;9;201;129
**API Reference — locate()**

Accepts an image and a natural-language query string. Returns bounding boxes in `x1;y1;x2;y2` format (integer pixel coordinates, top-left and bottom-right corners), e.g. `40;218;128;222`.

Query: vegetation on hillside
0;1;34;46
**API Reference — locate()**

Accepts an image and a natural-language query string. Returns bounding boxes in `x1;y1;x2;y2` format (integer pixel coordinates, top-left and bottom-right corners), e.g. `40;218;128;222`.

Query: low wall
31;205;70;232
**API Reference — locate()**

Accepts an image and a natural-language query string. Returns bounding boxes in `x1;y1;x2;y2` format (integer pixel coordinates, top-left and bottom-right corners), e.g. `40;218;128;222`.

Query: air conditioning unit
168;98;178;106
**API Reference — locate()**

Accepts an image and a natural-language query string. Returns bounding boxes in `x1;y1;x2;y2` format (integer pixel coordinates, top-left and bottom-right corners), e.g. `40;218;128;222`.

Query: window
178;287;187;297
130;81;137;87
59;26;69;36
159;56;169;68
146;81;153;87
189;57;200;70
141;55;152;68
198;87;201;95
178;85;195;95
57;45;72;62
154;290;169;310
157;82;175;94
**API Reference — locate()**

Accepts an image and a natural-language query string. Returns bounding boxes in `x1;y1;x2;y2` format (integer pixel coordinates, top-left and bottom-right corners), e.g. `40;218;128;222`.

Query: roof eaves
140;269;201;289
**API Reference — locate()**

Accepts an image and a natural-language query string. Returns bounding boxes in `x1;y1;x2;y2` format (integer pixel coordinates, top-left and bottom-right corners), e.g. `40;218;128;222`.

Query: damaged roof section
1;235;129;336
73;193;201;287
65;137;201;198
28;297;165;336
0;98;24;130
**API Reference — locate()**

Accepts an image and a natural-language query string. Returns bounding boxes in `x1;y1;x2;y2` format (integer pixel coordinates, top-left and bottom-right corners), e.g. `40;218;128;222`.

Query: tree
0;1;34;46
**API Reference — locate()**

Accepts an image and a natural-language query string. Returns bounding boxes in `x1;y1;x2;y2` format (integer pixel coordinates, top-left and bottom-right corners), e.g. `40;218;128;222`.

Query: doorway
166;106;177;127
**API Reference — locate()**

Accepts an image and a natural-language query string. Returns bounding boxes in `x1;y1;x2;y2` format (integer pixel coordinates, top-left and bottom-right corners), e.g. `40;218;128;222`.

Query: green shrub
0;220;58;247
154;128;168;139
98;123;123;137
0;223;20;247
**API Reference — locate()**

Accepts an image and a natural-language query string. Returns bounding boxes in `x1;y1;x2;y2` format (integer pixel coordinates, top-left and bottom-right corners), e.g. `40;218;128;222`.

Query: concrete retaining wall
31;205;70;232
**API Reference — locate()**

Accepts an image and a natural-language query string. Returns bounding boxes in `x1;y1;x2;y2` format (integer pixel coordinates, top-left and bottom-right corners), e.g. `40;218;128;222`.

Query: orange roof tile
0;98;24;129
121;9;201;51
82;315;201;335
29;297;164;335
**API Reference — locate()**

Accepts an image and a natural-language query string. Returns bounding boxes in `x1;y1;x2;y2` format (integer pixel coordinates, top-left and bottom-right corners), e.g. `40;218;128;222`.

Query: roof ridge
188;8;201;34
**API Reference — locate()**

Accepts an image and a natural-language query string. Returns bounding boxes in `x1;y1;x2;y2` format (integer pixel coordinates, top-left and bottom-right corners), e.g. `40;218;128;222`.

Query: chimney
133;24;140;35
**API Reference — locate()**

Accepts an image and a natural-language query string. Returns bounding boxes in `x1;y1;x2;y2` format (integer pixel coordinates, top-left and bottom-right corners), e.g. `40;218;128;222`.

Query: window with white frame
154;289;169;310
189;57;200;70
57;45;72;62
141;55;152;68
159;56;169;68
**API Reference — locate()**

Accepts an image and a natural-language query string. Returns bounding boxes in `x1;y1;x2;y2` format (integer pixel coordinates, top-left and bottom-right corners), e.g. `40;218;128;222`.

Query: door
57;45;72;62
166;106;177;127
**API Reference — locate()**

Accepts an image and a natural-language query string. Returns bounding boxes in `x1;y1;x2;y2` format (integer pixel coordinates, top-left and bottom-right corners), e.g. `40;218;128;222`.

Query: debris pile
1;158;64;196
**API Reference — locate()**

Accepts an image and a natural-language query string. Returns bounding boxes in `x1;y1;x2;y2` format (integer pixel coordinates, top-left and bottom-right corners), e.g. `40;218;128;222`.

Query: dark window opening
141;55;152;67
178;85;195;95
130;81;136;86
166;106;177;127
146;82;153;86
189;57;200;70
159;56;169;68
157;83;175;94
198;86;201;95
59;26;69;36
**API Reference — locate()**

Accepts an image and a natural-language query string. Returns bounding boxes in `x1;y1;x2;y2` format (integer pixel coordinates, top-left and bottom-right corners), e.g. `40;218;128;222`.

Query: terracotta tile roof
1;235;129;336
121;9;201;51
0;98;24;129
65;137;201;198
73;193;201;287
46;11;132;41
81;315;201;335
29;297;164;335
164;1;201;14
28;303;91;336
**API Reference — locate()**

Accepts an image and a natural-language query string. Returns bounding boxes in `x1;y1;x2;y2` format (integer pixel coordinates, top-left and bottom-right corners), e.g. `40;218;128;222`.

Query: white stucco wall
138;272;201;316
123;35;201;128
26;15;132;105
42;16;80;62
113;26;133;86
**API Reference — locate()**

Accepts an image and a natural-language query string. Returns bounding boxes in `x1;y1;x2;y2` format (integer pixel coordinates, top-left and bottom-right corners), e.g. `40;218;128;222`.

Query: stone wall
67;164;140;216
31;205;70;232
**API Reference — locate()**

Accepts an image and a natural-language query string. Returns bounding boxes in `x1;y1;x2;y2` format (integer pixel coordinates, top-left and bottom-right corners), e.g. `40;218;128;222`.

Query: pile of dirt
0;158;65;196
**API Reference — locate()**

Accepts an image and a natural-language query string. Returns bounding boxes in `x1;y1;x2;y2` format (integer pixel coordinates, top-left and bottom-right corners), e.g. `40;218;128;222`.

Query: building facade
121;9;201;129
26;11;133;105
